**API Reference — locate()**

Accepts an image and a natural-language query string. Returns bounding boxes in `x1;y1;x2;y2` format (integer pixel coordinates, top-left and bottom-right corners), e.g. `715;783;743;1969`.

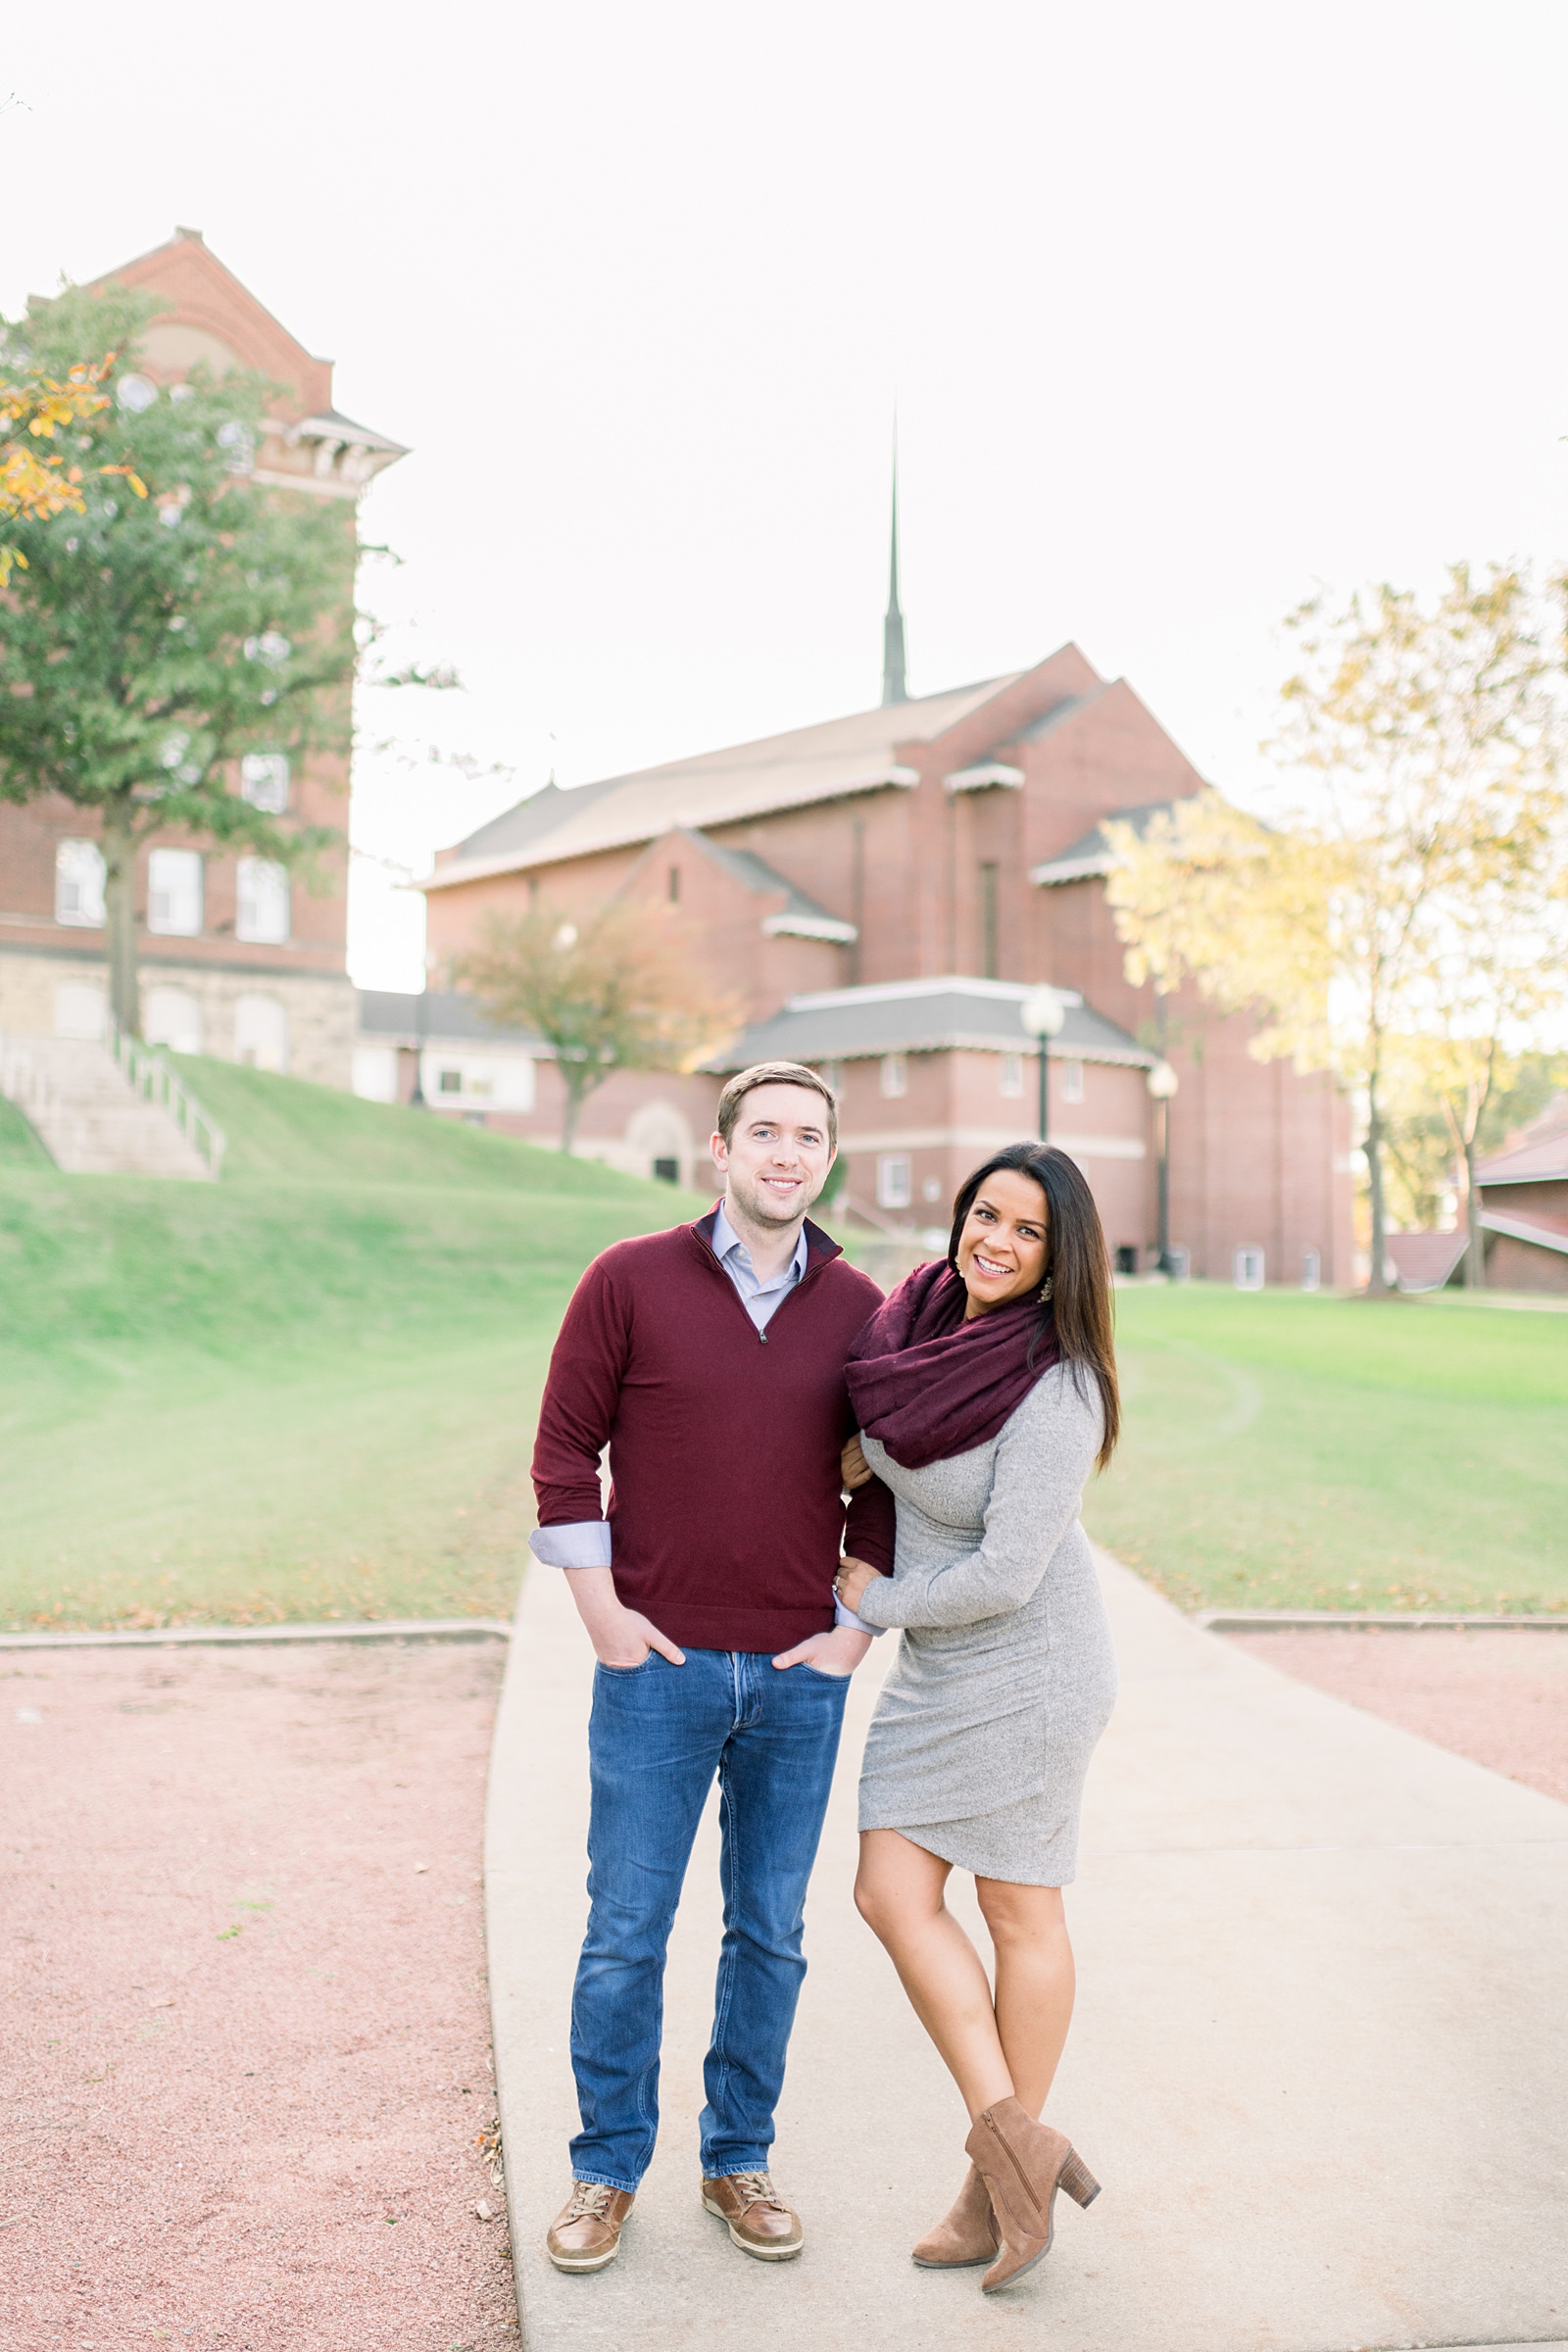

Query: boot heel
1058;2150;1101;2209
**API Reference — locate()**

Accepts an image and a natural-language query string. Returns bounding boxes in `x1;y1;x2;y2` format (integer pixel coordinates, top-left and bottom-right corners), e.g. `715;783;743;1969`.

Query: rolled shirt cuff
834;1596;885;1636
529;1520;612;1570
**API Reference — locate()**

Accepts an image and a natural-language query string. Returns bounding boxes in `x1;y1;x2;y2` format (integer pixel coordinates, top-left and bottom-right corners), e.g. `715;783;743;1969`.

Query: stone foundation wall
0;947;356;1090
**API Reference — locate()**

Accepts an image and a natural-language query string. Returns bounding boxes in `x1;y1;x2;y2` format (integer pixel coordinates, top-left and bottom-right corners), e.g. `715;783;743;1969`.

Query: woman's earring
1040;1271;1054;1301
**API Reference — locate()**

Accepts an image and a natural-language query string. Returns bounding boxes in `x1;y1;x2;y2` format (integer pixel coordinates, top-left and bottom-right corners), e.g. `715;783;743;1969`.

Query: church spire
881;431;907;707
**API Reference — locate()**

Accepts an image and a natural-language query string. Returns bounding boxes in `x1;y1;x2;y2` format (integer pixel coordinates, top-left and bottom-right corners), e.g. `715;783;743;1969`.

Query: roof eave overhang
760;912;858;944
1480;1209;1568;1255
944;762;1024;794
420;765;922;888
1031;854;1110;886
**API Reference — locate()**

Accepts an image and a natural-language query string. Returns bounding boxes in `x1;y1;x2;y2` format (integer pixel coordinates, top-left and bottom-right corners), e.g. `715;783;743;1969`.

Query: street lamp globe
1146;1058;1179;1101
1020;987;1067;1041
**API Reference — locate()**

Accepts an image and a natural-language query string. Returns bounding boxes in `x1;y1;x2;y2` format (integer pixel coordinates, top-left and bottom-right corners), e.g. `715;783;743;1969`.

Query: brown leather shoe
701;2169;804;2260
964;2098;1101;2293
545;2180;635;2273
911;2164;999;2267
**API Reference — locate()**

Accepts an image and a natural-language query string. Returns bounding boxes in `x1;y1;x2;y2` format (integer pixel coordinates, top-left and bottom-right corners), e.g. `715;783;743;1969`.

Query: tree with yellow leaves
1106;565;1566;1293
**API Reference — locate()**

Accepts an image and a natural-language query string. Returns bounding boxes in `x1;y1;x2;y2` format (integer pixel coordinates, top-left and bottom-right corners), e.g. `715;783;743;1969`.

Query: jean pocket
597;1652;657;1676
801;1661;854;1682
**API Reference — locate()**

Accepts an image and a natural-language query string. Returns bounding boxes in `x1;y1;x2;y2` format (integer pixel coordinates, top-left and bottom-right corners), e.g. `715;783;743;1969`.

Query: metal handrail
107;1021;227;1177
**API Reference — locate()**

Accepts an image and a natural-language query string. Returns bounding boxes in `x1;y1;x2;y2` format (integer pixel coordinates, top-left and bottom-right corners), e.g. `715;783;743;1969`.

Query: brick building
0;229;403;1086
420;584;1354;1283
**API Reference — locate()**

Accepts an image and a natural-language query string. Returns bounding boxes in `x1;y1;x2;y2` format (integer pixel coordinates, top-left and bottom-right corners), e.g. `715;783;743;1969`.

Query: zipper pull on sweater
759;1328;769;1344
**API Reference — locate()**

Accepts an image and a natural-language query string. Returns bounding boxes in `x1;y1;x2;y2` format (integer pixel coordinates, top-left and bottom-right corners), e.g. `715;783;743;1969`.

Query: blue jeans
568;1646;850;2193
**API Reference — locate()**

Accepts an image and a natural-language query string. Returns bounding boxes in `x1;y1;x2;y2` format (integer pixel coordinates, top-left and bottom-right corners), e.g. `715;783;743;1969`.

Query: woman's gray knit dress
851;1364;1117;1886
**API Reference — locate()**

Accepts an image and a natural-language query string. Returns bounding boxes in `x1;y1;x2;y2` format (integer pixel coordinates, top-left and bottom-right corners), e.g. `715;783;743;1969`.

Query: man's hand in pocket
770;1626;872;1675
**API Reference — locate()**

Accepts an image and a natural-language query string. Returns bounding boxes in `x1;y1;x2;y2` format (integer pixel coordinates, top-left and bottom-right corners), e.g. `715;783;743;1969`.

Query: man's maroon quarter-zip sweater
531;1207;895;1652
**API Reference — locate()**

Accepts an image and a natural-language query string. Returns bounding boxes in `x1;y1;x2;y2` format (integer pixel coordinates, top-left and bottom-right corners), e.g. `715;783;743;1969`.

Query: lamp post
409;948;438;1108
1020;987;1067;1145
1146;1056;1179;1273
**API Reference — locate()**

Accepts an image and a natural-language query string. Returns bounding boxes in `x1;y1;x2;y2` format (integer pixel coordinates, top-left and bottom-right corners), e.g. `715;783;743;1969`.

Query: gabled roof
705;976;1152;1072
1475;1093;1568;1187
1030;802;1180;886
676;830;856;942
1481;1205;1568;1257
423;671;1031;890
1386;1230;1467;1292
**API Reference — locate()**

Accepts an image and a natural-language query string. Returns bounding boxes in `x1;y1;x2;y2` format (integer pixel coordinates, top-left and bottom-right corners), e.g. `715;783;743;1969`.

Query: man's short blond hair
714;1061;838;1150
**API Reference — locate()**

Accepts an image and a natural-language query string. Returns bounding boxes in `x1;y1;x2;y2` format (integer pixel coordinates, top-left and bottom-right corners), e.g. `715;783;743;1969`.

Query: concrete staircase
0;1032;224;1180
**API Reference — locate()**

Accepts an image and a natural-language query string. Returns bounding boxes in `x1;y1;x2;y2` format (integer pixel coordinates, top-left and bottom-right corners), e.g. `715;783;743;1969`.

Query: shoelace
728;2171;778;2209
566;2181;615;2221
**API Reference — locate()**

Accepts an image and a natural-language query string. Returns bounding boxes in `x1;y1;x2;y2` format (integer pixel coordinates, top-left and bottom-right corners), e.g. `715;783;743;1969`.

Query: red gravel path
1;1640;517;2352
1226;1627;1568;1805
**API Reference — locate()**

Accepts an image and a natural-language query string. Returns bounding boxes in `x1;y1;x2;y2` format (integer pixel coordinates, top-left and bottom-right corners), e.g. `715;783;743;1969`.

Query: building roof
1030;801;1180;886
422;672;1028;890
705;976;1152;1073
1474;1093;1568;1187
1386;1230;1467;1292
357;989;548;1052
676;829;857;941
1481;1204;1568;1257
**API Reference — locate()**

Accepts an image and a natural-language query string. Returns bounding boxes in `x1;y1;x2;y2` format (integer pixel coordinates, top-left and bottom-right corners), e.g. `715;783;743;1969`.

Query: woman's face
955;1167;1050;1318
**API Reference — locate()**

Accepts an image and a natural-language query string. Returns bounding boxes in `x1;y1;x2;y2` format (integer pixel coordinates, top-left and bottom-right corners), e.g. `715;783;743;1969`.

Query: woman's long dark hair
947;1142;1120;1471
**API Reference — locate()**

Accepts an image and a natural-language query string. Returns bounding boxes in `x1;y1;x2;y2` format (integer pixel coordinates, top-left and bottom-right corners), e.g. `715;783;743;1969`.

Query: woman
834;1141;1119;2296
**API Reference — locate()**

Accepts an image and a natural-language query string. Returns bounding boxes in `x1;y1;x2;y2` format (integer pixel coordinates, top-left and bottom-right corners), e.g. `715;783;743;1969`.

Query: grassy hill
0;1062;706;1632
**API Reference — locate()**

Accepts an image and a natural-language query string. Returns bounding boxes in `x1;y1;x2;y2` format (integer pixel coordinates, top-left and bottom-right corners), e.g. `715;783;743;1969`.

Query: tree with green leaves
0;281;358;1034
455;900;740;1154
1106;564;1566;1292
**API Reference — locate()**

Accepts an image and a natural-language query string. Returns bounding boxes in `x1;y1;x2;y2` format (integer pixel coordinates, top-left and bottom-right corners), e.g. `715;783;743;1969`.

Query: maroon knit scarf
845;1258;1060;1470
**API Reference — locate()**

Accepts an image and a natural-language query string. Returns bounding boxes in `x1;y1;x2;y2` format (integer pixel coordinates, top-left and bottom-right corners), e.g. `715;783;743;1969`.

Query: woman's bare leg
975;1878;1075;2117
855;1829;1013;2119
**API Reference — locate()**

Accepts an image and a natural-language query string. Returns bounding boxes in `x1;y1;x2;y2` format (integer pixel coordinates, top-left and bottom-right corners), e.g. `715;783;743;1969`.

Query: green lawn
1084;1283;1568;1615
5;1065;1564;1627
0;1062;705;1632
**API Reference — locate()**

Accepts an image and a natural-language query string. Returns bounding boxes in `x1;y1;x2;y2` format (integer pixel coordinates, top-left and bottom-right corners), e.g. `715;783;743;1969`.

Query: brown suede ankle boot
911;2164;998;2268
963;2097;1101;2293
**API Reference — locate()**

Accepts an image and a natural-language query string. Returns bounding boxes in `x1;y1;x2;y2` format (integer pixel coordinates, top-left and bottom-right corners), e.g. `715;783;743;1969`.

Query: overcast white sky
7;1;1568;988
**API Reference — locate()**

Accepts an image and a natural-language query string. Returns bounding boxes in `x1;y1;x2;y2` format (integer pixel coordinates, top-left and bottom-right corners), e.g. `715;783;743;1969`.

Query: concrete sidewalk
485;1555;1568;2352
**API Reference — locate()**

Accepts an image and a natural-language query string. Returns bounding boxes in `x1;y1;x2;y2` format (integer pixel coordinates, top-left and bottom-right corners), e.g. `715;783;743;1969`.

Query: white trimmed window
877;1152;912;1209
234;993;289;1072
1000;1054;1022;1098
237;858;290;944
55;840;106;927
1234;1247;1265;1291
54;982;107;1039
240;753;290;813
1063;1058;1085;1103
820;1059;844;1095
880;1053;907;1099
148;848;203;936
144;986;203;1054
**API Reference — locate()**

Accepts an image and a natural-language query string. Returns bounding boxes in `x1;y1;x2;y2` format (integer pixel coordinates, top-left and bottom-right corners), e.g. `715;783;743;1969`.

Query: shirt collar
712;1202;809;1282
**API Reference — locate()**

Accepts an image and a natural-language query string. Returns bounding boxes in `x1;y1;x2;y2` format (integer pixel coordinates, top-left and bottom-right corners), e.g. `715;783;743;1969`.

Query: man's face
711;1084;837;1230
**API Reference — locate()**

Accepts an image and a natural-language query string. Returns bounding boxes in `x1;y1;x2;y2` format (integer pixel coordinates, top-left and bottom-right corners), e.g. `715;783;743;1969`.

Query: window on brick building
234;993;288;1073
240;753;290;813
668;864;681;903
1000;1054;1022;1098
979;861;999;978
148;849;203;936
820;1059;844;1095
1234;1248;1265;1291
237;858;290;944
877;1153;911;1209
880;1053;906;1099
55;841;106;927
1063;1058;1085;1103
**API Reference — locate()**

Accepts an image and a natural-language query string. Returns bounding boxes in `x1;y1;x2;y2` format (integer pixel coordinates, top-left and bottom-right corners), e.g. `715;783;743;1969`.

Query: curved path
486;1553;1568;2352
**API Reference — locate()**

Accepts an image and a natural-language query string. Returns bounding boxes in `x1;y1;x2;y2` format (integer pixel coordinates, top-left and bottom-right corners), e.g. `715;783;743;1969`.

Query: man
529;1059;893;2275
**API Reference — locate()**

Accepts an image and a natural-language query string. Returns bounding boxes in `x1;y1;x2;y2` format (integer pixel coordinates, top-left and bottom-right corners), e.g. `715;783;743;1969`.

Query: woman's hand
833;1554;885;1615
841;1433;872;1490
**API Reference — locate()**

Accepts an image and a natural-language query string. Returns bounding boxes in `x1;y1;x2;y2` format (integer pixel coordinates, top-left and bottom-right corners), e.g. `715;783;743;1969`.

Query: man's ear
710;1130;727;1172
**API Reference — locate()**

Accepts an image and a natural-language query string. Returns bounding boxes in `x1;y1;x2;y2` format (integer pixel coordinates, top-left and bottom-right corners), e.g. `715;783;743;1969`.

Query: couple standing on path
528;1058;1121;2297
